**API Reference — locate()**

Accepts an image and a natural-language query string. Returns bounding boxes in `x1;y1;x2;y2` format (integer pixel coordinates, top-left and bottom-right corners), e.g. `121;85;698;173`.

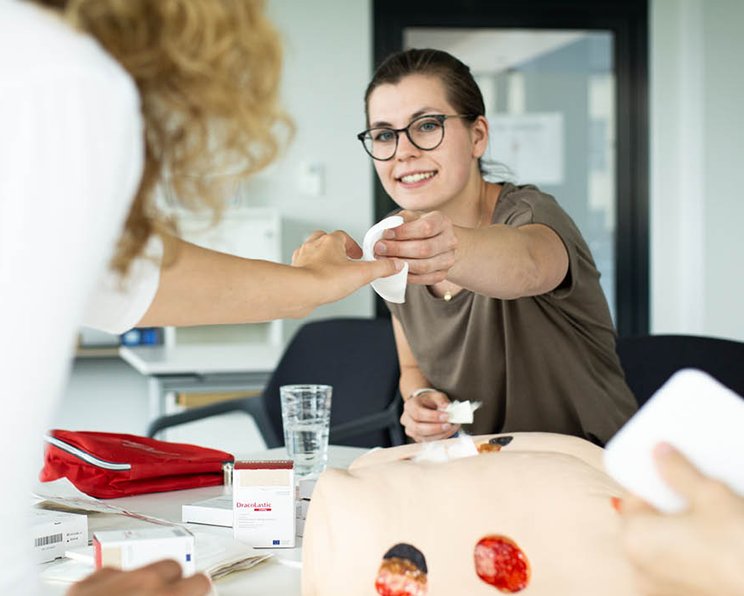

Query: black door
371;0;648;337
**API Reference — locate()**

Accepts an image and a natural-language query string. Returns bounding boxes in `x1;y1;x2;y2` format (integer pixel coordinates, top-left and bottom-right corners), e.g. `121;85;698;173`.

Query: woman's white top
0;1;159;591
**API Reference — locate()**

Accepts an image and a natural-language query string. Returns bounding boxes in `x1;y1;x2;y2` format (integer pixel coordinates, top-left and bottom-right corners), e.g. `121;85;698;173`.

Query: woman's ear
471;115;489;159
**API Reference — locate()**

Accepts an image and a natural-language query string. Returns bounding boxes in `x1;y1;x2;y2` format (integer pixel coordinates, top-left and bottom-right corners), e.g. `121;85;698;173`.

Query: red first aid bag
40;429;234;499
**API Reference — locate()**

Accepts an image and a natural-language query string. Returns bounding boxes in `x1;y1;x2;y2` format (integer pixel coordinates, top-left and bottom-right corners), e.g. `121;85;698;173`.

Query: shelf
75;346;121;359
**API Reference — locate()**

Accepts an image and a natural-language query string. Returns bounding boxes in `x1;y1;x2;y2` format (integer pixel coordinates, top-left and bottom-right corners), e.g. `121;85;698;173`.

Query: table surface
40;445;368;595
119;343;283;376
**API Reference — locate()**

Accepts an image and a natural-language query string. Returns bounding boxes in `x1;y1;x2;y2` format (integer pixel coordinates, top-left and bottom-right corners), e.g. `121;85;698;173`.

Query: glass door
404;28;618;318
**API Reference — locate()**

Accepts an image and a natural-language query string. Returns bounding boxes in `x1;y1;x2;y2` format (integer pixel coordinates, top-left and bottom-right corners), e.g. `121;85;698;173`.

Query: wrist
407;387;437;401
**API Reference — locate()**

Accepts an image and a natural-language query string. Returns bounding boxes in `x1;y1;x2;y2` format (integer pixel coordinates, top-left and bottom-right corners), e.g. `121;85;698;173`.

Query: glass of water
279;384;332;476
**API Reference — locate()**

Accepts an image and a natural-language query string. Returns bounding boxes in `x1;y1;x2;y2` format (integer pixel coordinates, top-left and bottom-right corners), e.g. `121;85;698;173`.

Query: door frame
371;0;649;337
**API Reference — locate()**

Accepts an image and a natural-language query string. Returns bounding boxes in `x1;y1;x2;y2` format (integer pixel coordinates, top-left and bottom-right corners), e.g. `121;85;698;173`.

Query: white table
41;446;366;595
119;343;283;421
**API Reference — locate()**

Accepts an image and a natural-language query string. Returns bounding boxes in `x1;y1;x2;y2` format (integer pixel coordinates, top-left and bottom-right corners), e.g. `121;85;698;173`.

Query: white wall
700;0;744;339
651;0;744;340
247;0;376;342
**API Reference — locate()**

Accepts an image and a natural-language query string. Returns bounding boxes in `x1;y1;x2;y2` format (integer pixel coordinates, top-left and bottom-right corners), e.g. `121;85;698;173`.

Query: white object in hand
604;368;744;513
445;400;482;424
362;215;408;303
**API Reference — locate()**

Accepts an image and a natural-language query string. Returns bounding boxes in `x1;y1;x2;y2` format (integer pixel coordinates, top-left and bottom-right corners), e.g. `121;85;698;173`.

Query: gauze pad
445;400;483;424
362;216;409;303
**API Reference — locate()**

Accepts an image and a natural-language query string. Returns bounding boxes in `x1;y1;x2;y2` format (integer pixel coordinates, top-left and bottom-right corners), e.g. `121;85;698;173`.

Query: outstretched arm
138;231;402;326
375;210;568;299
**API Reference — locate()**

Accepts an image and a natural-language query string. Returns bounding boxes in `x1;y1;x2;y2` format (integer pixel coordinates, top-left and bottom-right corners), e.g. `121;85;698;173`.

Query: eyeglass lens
362;116;445;160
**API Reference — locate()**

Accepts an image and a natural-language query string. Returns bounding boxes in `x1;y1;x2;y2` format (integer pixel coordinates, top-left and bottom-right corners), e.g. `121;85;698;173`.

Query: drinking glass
279;384;332;476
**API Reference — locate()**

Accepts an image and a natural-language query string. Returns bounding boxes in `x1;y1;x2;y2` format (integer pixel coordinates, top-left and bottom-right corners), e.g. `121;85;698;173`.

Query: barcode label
35;533;63;548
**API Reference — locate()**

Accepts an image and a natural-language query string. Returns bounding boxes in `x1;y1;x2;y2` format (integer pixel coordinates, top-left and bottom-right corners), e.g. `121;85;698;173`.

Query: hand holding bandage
401;387;460;443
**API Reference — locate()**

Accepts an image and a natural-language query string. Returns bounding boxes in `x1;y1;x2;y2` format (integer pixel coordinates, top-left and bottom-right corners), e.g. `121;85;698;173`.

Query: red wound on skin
474;535;530;592
374;558;427;596
376;544;428;596
610;496;622;512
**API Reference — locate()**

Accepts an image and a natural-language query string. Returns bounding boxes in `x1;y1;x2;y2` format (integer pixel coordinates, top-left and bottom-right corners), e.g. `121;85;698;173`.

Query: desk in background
120;343;283;423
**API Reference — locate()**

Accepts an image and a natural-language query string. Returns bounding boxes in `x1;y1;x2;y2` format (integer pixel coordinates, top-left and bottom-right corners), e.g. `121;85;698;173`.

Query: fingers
140;559;187;584
331;229;363;259
653;443;709;505
373;212;457;283
401;392;457;441
292;230;327;265
617;494;656;515
421;391;452;410
305;229;326;243
401;411;458;442
382;211;441;240
375;234;456;262
357;256;403;283
67;561;210;596
67;568;119;593
169;573;212;596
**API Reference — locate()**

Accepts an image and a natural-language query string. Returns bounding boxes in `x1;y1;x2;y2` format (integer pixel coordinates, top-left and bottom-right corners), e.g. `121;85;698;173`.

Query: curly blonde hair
38;0;290;275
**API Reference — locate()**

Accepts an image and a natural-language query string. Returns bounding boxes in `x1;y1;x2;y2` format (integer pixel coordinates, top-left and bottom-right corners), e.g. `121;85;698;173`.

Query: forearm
138;237;320;326
448;224;567;299
399;365;434;401
392;315;435;400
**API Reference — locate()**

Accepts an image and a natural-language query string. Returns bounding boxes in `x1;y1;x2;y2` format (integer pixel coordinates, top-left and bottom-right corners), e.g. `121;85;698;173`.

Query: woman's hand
373;210;458;286
292;229;402;304
400;389;460;442
67;560;211;596
618;443;744;596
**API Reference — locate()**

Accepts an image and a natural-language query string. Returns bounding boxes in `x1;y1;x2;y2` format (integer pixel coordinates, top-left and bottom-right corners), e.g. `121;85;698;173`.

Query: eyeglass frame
356;113;477;161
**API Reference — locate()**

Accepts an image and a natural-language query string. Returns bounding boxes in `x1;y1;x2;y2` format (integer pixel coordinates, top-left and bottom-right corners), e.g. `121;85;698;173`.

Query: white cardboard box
32;509;88;564
298;477;317;500
182;494;233;528
93;527;195;576
233;460;295;548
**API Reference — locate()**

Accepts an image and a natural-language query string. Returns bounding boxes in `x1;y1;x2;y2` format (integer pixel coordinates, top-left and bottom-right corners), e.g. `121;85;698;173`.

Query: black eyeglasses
356;113;476;161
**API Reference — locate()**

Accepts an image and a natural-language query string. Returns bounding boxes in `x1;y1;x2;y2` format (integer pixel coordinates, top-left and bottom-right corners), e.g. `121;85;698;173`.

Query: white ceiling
404;28;588;75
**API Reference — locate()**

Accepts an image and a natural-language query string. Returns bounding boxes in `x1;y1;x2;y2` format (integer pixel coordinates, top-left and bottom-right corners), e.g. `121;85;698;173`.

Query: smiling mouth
397;171;437;184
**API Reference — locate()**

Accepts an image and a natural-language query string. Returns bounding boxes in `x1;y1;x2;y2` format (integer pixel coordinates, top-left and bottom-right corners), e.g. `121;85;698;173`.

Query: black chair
147;317;405;449
615;334;744;407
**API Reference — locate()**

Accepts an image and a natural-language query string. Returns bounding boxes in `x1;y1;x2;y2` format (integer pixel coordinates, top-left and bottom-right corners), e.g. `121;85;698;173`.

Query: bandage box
32;509;88;563
233;460;295;548
298;476;318;500
182;494;233;527
93;527;195;575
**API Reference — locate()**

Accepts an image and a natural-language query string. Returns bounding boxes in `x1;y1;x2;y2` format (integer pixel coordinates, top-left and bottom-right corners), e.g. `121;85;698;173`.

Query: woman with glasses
359;48;636;445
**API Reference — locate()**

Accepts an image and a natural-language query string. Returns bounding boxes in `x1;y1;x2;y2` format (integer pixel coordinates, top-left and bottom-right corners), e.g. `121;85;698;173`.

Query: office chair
147;317;405;449
615;334;744;407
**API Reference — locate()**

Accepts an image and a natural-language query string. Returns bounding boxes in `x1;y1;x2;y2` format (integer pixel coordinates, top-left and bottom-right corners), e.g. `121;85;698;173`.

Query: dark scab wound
383;543;428;574
375;543;429;596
